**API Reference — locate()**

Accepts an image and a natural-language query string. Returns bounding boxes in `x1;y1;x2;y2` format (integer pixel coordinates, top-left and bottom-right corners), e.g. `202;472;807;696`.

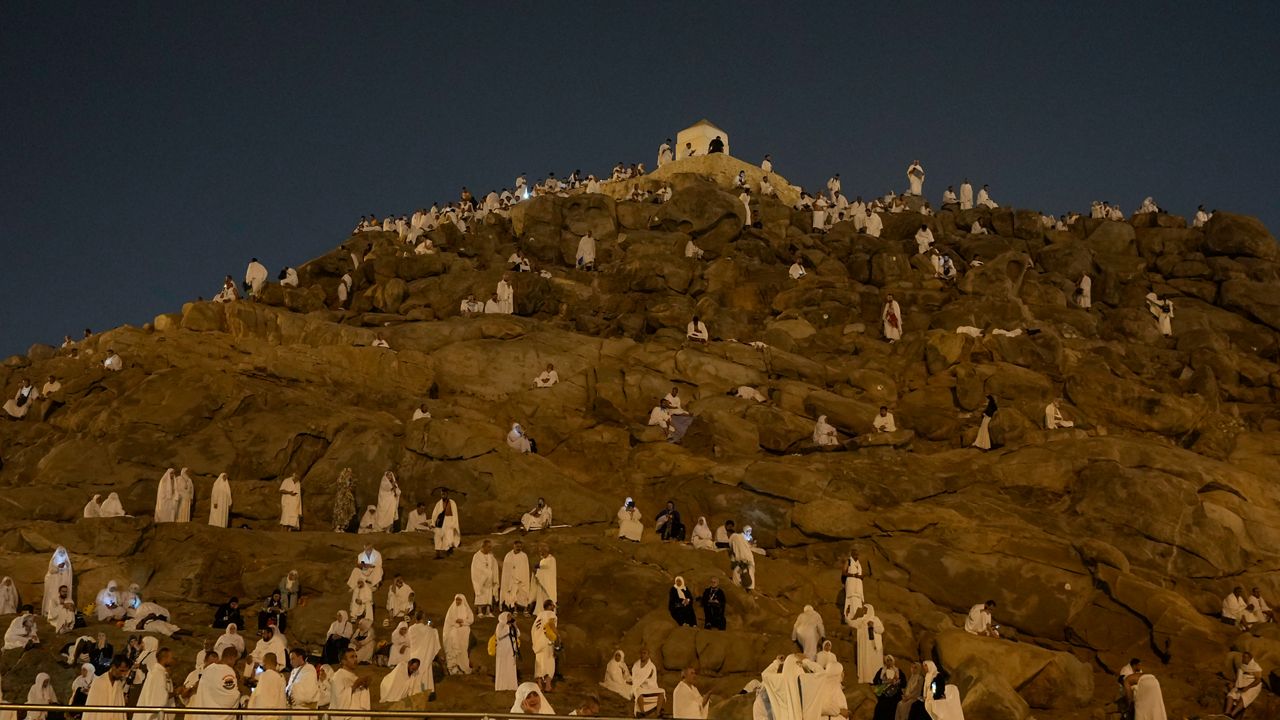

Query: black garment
708;137;725;154
212;602;243;629
90;642;114;675
699;587;726;630
983;396;998;418
322;636;349;665
656;509;685;541
258;596;287;632
668;587;696;627
871;668;904;720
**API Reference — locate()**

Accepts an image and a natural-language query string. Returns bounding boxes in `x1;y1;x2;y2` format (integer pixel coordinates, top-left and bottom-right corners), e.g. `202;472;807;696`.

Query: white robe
792;607;825;660
501;551;531;607
842;559;864;619
686;321;708;342
377;663;428;704
1232;659;1264;708
328;668;369;720
533;554;558;608
1133;674;1167;720
690;520;714;550
631;660;666;714
175;471;194;522
1223;593;1248;622
964;604;992;634
431;499;460;551
245;261;268;295
532;611;556;679
0;578;17;615
849;611;884;684
576;235;596;267
493;615;520;691
1045;404;1074;430
872;413;896;433
403;509;431;532
284;664;318;710
443;596;474;674
907;164;924;195
496;280;514;314
154;470;178;523
600;654;632;700
533;370;559;388
813;417;838;447
3;616;36;650
471;550;501;606
959;183;973;210
881;301;902;341
84;673;126;720
209;474;232;527
386;581;414;619
246;669;285;720
42;549;73;618
674;681;708;719
618;507;643;541
1077;275;1092;308
279;477;301;529
521;505;552;530
134;665;173;720
864;213;883;237
374;474;400;531
195;661;243;720
730;532;757;589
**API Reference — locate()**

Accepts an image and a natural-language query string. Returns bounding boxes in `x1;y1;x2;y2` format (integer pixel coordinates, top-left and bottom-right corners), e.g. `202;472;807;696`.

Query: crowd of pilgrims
0;145;1247;719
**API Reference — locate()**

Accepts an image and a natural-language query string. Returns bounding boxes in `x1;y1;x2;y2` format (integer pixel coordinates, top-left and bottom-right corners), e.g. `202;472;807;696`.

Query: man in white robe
977;185;998;208
134;647;176;720
1132;673;1167;720
2;379;36;419
328;650;370;720
407;619;441;694
576;232;597;270
1244;587;1274;625
1225;651;1263;716
1193;205;1211;228
385;577;414;620
959;180;974;209
792;606;825;660
1044;399;1074;430
906;161;925;196
278;475;301;530
842;550;865;621
195;648;242;720
431;490;460;557
356;544;383;586
246;652;286;720
285;649;319;718
631;648;666;717
460;294;484;315
521;499;552;531
374;471;400;532
175;469;194;522
964;600;998;636
673;667;709;719
686;316;709;343
881;295;902;343
1076;273;1092;309
496;274;515;314
209;473;232;527
812;416;838;448
471;539;501;617
872;407;896;433
1223;587;1249;628
84;656;130;720
244;259;268;298
533;364;559;388
403;502;431;532
914;225;935;254
863;209;883;237
378;658;428;703
103;350;124;371
758;653;827;720
740;189;753;227
501;540;532;615
533;544;558;609
658;140;673;167
618;500;643;541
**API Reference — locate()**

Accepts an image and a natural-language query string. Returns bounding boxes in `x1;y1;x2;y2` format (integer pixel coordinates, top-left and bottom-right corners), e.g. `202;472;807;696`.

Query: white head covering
83;496;101;518
27;673;56;704
100;493;125;516
673;576;686;590
444;593;474;627
510;681;554;714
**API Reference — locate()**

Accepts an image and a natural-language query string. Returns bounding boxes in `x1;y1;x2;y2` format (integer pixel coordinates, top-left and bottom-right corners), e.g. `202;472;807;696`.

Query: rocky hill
2;152;1279;719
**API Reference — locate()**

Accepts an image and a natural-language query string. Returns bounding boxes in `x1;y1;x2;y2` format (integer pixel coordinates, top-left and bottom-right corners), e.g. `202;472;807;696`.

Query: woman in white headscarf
815;640;838;670
850;605;885;684
350;617;376;663
82;496;101;519
154;468;178;523
323;610;353;664
213;623;245;656
690;517;714;550
25;672;58;720
443;594;474;675
813;415;839;447
617;498;643;542
388;621;411;666
94;581;125;621
600;650;632;699
357;506;378;533
42;547;72;618
68;664;94;707
175;468;195;522
98;493;126;517
668;577;696;627
0;577;18;615
506;423;533;454
209;473;232;527
510;682;554;715
493;612;520;691
374;472;400;532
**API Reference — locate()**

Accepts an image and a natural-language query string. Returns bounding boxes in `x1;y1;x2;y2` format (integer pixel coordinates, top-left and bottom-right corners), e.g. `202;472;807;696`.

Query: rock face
1;169;1278;720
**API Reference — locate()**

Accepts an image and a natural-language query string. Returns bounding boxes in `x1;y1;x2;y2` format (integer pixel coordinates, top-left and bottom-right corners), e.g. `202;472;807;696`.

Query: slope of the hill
3;153;1280;719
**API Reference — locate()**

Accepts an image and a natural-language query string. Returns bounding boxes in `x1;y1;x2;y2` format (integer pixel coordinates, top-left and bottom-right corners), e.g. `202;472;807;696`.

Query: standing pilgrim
906;161;925;196
332;468;356;533
533;545;558;611
496;274;515;314
43;547;74;618
501;541;532;616
959;179;974;210
1076;273;1092;309
729;527;757;591
972;395;998;450
135;647;176;720
842;549;865;622
244;258;268;298
576;232;596;270
431;490;460;558
84;656;129;720
792;606;825;660
848;605;885;684
1146;293;1174;337
493;612;521;691
154;469;178;523
279;475;302;531
175;469;194;523
0;577;16;615
374;471;400;532
881;294;902;343
209;473;232;527
443;594;474;675
471;539;501;617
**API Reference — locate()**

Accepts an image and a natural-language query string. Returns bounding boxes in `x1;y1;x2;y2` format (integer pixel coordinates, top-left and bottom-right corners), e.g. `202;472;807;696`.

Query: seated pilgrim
506;423;536;454
813;415;840;447
686;316;709;343
872;406;896;433
533;364;559;388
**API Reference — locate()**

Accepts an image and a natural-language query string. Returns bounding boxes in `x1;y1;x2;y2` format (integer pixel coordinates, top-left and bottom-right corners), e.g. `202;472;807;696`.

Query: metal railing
0;705;634;720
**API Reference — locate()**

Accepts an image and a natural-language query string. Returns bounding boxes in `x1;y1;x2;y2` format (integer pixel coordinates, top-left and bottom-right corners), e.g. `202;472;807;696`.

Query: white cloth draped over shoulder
600;651;632;699
209;474;232;527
